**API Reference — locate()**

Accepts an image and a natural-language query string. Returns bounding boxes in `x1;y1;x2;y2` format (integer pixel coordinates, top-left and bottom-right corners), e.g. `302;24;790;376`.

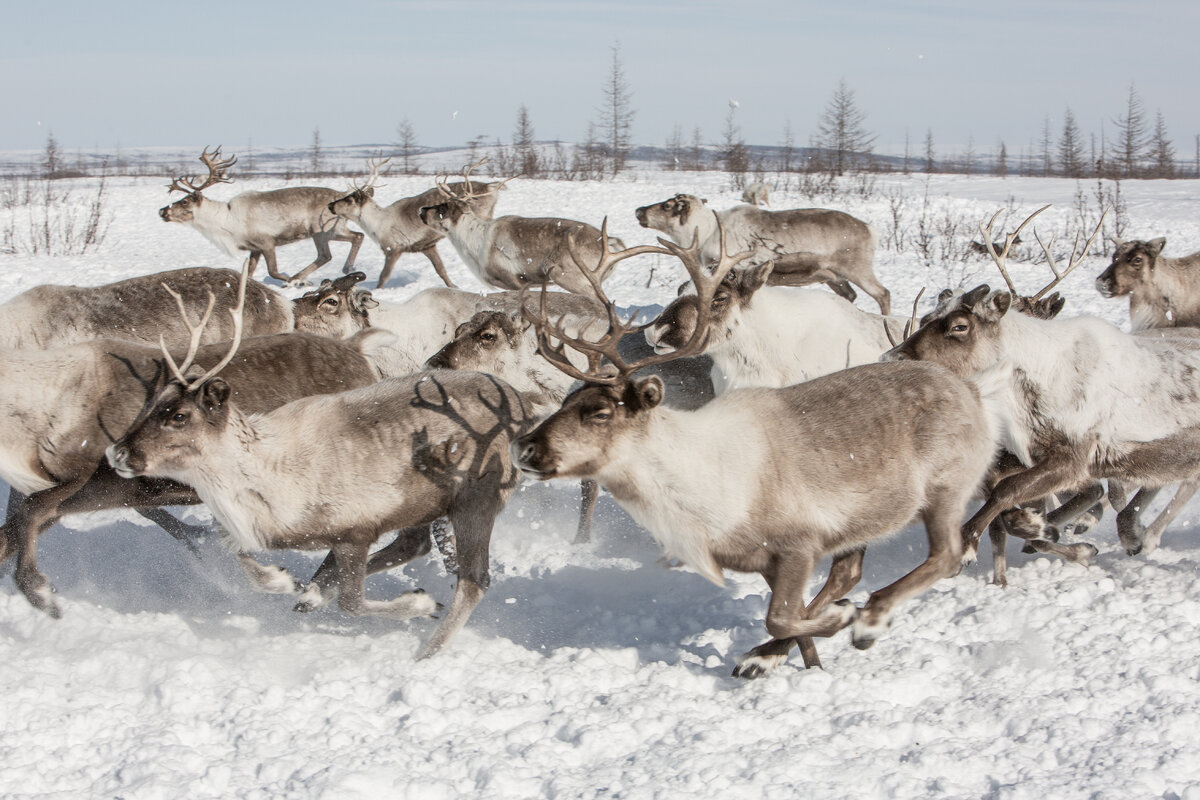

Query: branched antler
433;157;511;203
167;146;236;195
158;258;249;388
523;218;754;385
978;204;1050;295
1030;205;1110;301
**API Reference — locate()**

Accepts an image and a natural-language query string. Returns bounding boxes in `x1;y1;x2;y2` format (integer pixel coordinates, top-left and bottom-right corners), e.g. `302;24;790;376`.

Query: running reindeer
885;205;1200;582
418;159;625;294
327;156;502;289
512;221;997;677
161;147;363;285
107;273;534;657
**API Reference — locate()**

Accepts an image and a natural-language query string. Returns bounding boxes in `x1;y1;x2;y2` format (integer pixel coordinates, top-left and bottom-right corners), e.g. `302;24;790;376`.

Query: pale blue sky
4;0;1197;159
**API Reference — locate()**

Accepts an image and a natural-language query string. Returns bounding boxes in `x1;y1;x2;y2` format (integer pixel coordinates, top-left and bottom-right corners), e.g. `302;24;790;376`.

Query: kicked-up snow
2;167;1200;799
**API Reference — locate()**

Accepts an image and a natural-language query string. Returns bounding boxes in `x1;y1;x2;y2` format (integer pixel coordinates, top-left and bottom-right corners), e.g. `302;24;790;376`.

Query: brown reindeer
512;222;996;677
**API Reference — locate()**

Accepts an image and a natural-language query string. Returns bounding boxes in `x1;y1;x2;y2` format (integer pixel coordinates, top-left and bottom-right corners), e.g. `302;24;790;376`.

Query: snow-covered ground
3;170;1200;799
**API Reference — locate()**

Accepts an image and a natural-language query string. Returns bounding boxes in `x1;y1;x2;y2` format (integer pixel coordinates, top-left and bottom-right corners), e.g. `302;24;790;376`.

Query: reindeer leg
961;452;1083;564
988;518;1009;588
329;540;437;622
336;229;364;270
1130;480;1200;556
290;235;334;286
1117;487;1161;555
295;526;433;612
417;487;504;660
260;246;291;284
575;479;598;544
1047;482;1107;536
851;488;965;650
4;475;95;617
377;251;401;288
421;245;457;288
733;551;820;679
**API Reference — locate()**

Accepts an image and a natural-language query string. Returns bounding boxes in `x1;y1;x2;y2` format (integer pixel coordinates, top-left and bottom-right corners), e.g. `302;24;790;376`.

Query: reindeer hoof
1066;542;1100;566
732;656;784;680
1126;545;1143;557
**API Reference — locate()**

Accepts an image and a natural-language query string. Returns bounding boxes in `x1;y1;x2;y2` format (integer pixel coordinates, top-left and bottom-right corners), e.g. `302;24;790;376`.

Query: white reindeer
161;147;363;285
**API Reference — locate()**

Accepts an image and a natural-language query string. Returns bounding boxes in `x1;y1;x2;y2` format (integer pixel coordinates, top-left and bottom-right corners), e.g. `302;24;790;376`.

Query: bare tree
902;128;912;175
309;127;323;176
572;121;605;180
664;123;684;171
721;103;749;185
1148;110;1176;178
923;129;936;174
963;134;976;175
1111;83;1148;178
994;140;1008;178
597;43;636;176
781;119;796;173
1059;108;1086;178
395;118;420;175
686;125;705;171
513;105;539;177
1038;116;1054;177
815;79;875;176
42;130;62;178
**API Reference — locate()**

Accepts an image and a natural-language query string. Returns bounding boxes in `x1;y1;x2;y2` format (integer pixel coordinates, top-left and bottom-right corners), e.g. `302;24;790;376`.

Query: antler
159;259;249;389
1030;205;1110;301
977;204;1050;295
524;218;753;385
434;157;512;203
351;154;391;192
884;287;927;347
167;146;236;195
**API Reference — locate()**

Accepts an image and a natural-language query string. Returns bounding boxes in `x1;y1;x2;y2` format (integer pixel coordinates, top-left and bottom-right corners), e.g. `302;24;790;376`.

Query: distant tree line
27;73;1199;183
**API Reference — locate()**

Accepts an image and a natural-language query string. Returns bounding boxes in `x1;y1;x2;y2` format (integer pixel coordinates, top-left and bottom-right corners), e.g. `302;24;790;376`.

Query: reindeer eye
950;323;969;334
583;407;612;424
712;292;730;307
479;331;497;343
321;298;339;309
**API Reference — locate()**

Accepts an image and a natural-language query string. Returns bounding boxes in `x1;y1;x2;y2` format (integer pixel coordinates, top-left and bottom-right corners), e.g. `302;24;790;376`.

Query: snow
4;169;1200;799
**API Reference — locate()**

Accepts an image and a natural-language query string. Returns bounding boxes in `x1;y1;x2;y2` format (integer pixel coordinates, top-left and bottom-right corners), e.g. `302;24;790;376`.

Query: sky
4;0;1198;161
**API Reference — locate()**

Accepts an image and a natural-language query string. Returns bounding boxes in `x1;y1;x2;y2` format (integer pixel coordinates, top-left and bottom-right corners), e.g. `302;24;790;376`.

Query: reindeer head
328;156;389;222
418;158;506;232
513;218;750;481
1096;238;1167;298
160;146;236;223
292;272;378;339
645;262;773;354
635;193;706;234
882;285;1012;377
426;310;529;371
106;262;249;480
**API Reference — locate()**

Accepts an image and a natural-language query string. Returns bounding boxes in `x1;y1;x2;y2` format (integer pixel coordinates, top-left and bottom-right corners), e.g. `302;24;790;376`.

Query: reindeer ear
987;292;1012;319
741;262;774;294
962;284;992;308
1147;238;1166;258
365;187;375;199
938;288;954;303
1044;292;1066;319
351;289;378;312
198;378;231;412
631;375;665;411
509;311;532;333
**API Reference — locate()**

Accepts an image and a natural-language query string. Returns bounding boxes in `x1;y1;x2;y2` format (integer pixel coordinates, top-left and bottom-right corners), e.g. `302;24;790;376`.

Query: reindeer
884;224;1200;583
0;266;293;349
634;193;890;314
161;147;364;286
646;261;905;394
1095;238;1200;332
511;223;997;677
326;156;502;289
425;229;714;544
417;160;627;294
106;288;534;658
0;266;386;616
741;181;769;207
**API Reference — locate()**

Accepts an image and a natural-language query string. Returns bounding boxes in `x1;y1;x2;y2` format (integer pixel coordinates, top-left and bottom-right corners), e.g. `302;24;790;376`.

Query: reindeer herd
3;145;1200;679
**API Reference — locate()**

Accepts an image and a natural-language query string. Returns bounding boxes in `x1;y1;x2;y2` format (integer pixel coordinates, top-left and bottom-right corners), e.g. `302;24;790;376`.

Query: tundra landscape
2;163;1200;799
